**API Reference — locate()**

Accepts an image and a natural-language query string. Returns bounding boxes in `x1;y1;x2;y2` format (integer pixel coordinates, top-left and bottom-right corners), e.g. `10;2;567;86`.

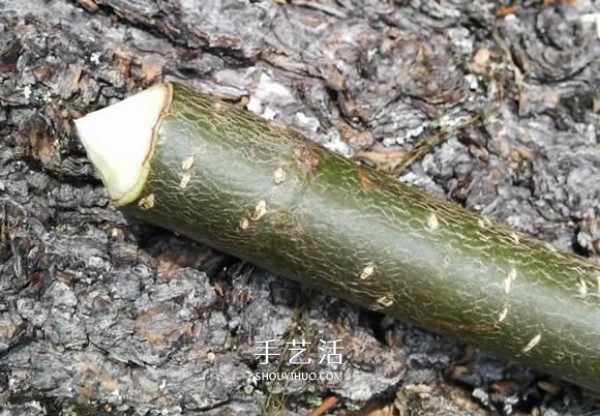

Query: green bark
120;82;600;390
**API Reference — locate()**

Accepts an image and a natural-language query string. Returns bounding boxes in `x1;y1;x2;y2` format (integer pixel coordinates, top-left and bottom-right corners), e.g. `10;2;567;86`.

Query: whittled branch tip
75;83;169;204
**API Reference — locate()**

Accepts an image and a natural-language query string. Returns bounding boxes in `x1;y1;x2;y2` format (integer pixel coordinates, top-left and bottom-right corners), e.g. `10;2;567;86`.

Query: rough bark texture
1;0;600;415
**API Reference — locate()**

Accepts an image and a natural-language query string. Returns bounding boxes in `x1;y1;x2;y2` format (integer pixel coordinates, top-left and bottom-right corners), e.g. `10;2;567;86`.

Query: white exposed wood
75;84;169;201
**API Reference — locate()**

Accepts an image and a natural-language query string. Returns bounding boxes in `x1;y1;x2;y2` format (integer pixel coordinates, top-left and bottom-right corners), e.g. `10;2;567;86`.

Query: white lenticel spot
521;333;542;353
181;156;195;171
360;263;376;280
179;173;192;189
426;213;439;231
578;278;588;296
504;268;517;294
478;217;492;228
376;296;394;308
138;193;155;210
273;167;286;185
251;200;268;221
498;307;509;322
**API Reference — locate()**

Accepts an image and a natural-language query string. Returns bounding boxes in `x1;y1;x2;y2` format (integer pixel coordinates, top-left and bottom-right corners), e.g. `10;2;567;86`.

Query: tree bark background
1;0;600;415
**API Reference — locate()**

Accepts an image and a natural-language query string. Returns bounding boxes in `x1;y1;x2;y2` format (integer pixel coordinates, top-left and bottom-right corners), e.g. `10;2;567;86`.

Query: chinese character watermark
254;338;343;366
318;339;343;365
254;339;280;365
288;338;312;364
